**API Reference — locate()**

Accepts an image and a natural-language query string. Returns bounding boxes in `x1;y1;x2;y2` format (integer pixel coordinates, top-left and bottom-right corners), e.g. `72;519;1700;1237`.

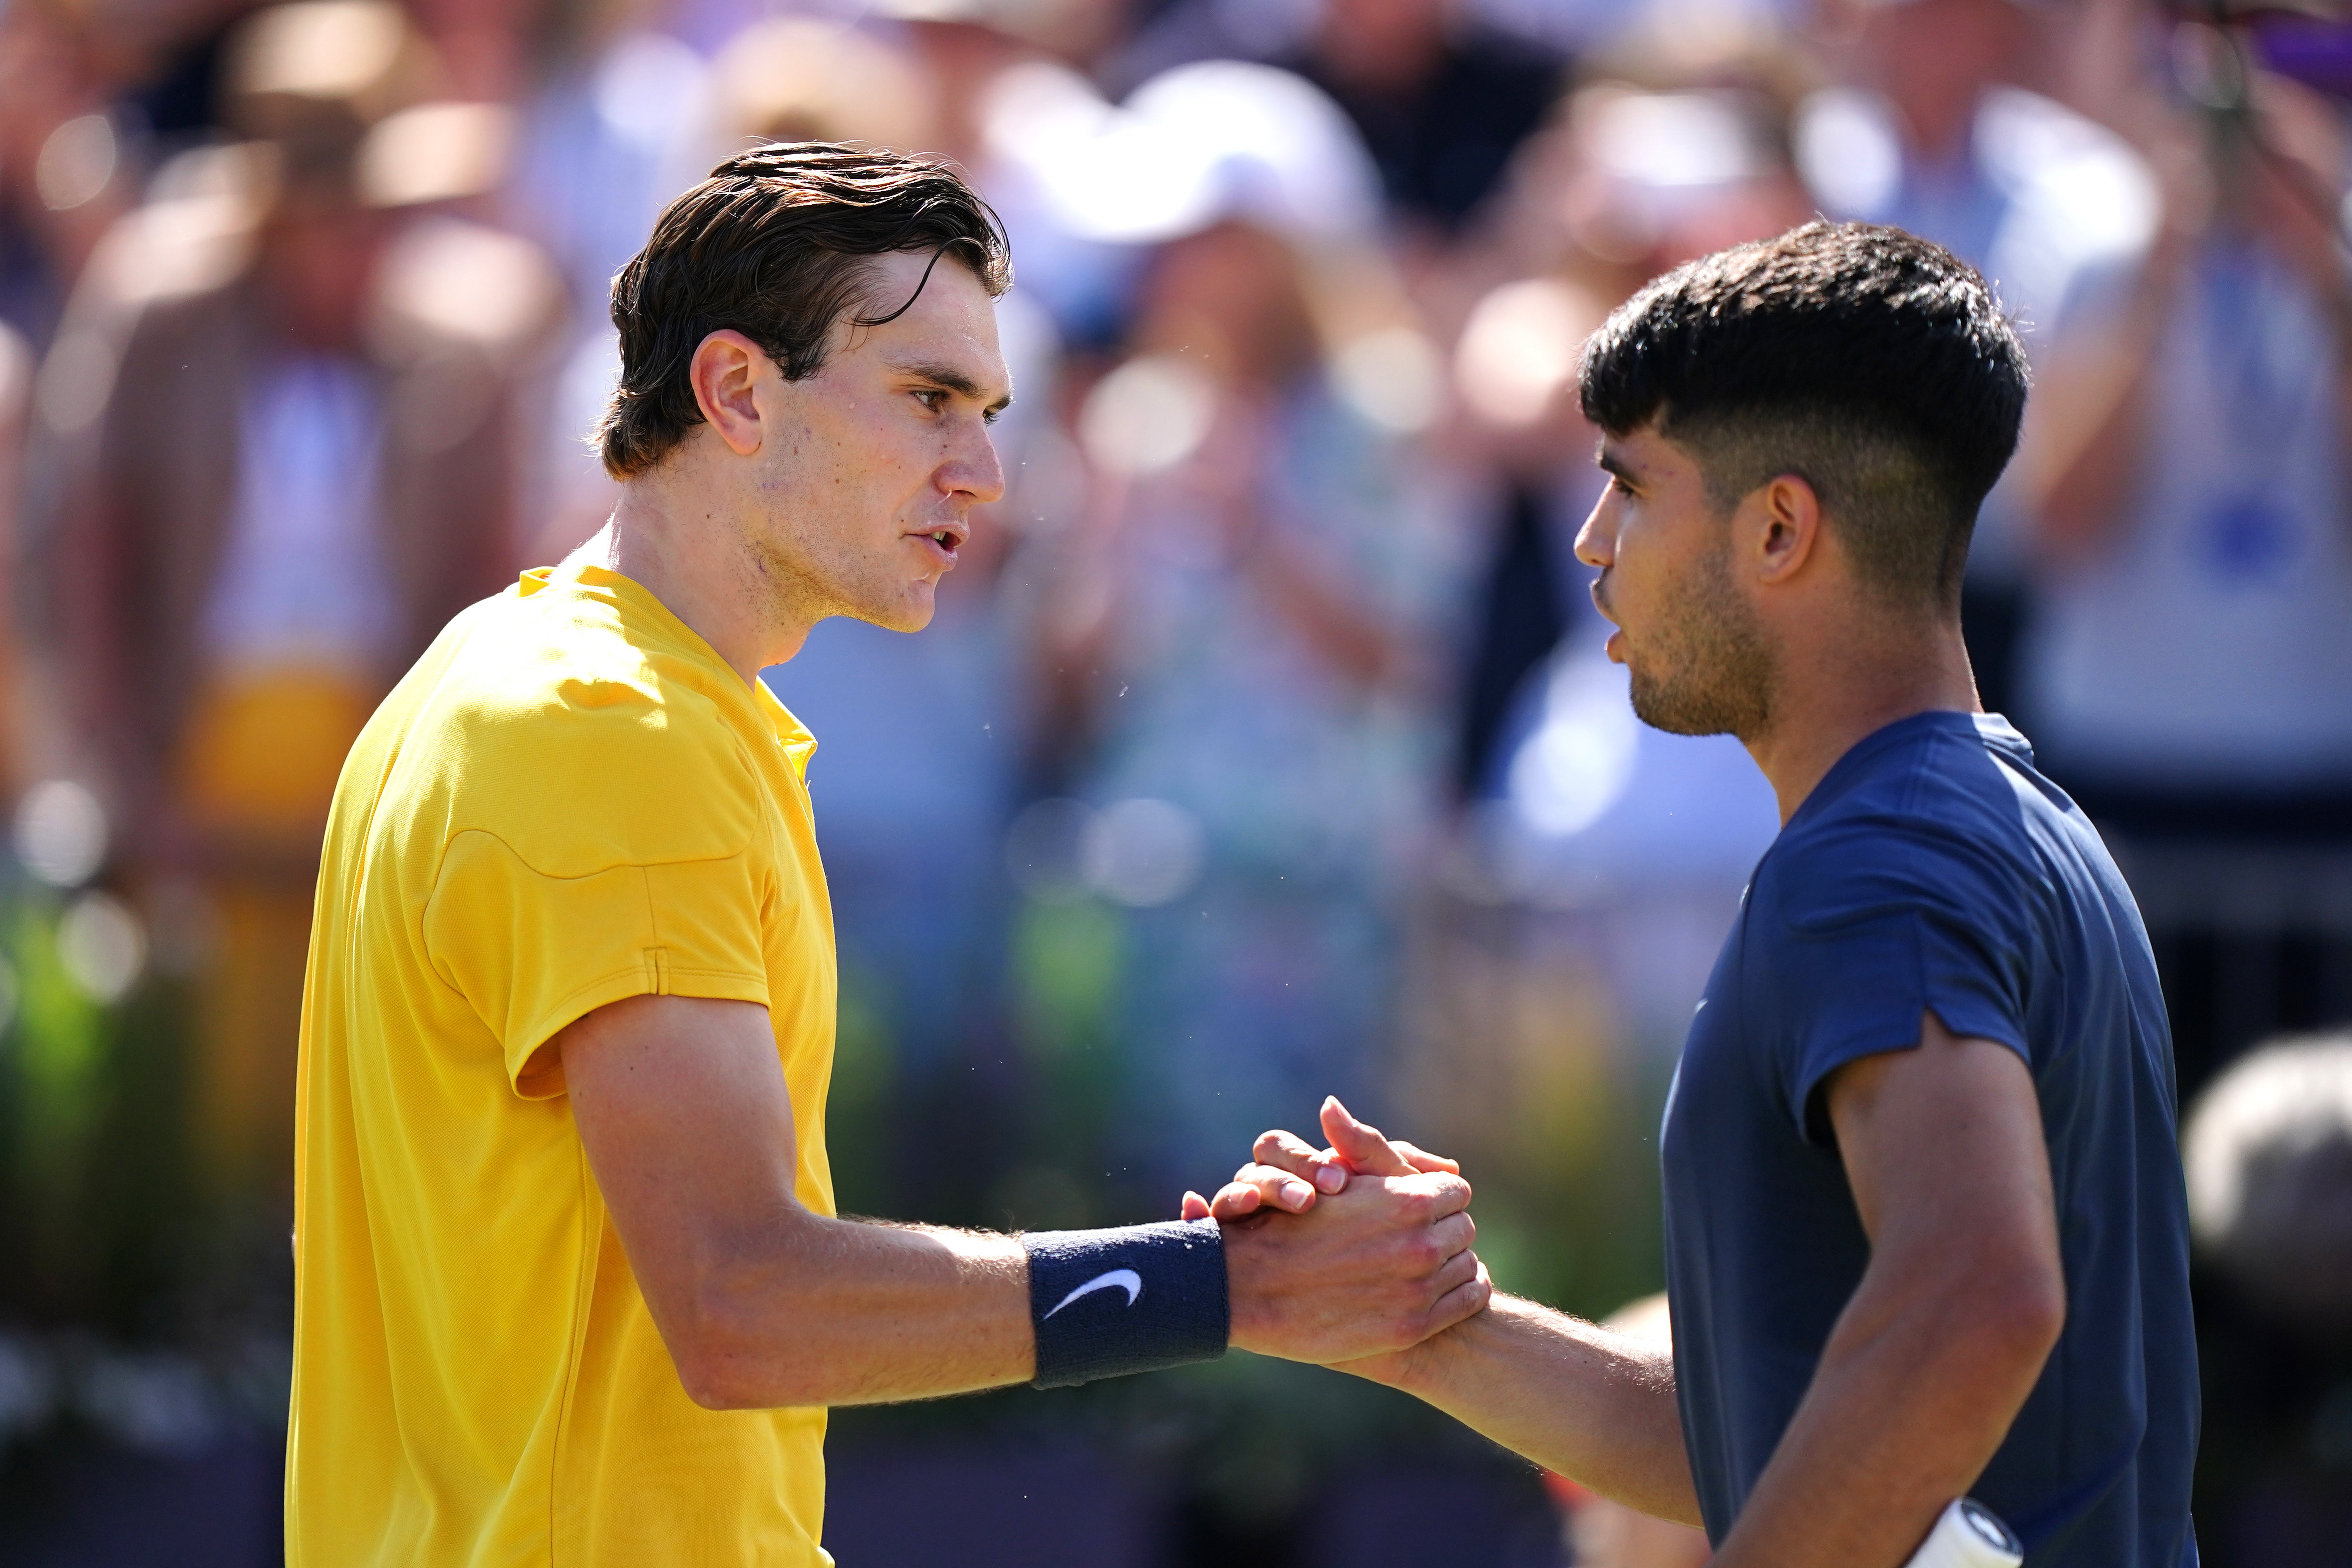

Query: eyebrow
1596;443;1641;486
892;357;1013;414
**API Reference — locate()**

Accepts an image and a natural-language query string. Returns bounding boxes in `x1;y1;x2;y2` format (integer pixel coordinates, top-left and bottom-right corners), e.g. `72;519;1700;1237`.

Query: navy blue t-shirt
1660;712;2198;1565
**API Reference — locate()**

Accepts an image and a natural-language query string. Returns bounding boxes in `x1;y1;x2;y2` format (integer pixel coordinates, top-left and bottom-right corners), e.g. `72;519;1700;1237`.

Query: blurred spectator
2180;1030;2352;1562
2017;53;2352;1088
0;318;28;789
41;0;555;1211
1114;0;1568;237
1794;0;2159;714
1039;199;1467;1187
0;3;138;349
2186;1031;2352;1328
1288;0;1568;234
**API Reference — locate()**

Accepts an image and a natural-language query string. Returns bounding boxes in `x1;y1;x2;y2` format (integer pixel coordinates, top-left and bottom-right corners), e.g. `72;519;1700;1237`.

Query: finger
1217;1166;1318;1215
1420;1259;1495;1339
1426;1244;1482;1297
1252;1128;1345;1191
1405;1170;1474;1219
1180;1191;1210;1222
1426;1209;1476;1263
1322;1096;1416;1177
1241;1162;1319;1213
1208;1181;1264;1220
1391;1140;1460;1175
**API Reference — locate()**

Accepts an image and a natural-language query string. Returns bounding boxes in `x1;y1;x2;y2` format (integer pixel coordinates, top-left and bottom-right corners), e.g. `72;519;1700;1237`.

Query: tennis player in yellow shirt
286;143;1491;1565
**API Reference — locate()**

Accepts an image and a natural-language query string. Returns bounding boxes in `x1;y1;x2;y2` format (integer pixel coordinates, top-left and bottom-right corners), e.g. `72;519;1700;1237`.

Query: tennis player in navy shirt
1207;222;2199;1566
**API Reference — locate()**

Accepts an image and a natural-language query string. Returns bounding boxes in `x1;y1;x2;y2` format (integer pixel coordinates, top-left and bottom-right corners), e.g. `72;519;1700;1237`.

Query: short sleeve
422;830;771;1096
1758;823;2035;1144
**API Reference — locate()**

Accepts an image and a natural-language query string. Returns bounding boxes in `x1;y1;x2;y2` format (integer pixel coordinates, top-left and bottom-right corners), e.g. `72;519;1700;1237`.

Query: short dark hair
598;142;1011;478
1579;221;2029;611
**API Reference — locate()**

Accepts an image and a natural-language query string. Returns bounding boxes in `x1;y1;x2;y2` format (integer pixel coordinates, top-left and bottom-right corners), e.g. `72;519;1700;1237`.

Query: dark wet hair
1579;221;2029;612
598;142;1011;478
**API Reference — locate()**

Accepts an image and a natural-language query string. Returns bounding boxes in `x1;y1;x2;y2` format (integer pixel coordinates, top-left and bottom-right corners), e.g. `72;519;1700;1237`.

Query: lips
910;522;968;565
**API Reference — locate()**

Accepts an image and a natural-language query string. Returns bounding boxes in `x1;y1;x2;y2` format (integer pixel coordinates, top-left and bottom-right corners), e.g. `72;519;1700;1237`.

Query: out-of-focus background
1;0;2349;1560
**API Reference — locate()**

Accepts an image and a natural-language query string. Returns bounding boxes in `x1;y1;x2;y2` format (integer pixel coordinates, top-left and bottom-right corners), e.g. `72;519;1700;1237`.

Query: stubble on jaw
1625;533;1776;742
737;429;927;636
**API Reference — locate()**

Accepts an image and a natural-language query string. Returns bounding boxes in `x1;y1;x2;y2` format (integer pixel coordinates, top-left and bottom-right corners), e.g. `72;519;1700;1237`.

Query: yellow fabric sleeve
422;829;772;1094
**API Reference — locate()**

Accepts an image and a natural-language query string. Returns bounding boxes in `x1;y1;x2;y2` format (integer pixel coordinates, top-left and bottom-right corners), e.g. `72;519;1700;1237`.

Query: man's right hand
1181;1097;1492;1364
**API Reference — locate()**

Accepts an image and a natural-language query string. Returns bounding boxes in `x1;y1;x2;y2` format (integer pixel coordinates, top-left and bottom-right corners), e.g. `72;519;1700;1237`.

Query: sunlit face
1575;423;1775;739
748;249;1010;633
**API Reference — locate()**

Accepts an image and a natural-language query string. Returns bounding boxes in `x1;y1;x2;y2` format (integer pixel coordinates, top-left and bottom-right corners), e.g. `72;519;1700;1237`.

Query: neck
573;477;815;686
1744;614;1980;824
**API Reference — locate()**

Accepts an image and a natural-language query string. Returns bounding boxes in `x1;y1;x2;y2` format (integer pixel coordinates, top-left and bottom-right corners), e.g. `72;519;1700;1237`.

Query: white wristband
1903;1499;2024;1568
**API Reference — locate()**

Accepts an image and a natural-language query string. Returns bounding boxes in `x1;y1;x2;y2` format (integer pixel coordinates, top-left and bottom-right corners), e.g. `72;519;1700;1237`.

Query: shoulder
1759;726;2048;934
410;589;764;876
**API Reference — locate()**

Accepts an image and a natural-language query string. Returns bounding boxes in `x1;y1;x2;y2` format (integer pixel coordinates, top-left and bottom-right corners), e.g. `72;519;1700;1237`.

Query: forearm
2021;254;2179;563
675;1214;1032;1410
1356;1294;1700;1526
1710;1267;2058;1568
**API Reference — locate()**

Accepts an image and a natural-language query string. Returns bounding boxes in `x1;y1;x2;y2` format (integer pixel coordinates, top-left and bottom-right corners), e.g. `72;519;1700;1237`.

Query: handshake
1176;1095;1493;1370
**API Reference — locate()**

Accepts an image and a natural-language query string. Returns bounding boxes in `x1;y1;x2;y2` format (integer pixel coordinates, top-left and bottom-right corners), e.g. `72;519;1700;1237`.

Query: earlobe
689;329;770;459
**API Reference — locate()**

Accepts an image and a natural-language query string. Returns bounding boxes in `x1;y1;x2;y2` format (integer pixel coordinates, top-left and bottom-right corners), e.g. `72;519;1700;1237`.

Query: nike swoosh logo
1043;1268;1143;1318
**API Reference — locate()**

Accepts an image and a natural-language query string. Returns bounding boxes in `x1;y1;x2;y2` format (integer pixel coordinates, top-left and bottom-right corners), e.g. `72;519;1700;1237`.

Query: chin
859;586;937;634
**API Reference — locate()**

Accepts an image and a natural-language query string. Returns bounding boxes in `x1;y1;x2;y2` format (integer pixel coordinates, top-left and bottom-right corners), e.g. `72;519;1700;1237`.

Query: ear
1747;472;1824;586
688;329;771;458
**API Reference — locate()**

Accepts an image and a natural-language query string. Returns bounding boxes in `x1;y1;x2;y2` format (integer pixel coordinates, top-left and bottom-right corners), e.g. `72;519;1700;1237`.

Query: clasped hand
1176;1096;1492;1365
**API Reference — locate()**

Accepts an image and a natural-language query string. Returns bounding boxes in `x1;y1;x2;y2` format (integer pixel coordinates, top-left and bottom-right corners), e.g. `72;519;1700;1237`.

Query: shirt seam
419;829;761;1002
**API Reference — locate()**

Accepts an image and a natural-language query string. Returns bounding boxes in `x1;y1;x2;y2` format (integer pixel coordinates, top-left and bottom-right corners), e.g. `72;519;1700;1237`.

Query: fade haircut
1579;222;2029;613
598;142;1011;479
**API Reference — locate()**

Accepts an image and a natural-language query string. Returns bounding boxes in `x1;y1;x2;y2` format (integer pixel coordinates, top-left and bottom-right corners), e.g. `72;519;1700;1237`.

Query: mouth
1590;576;1626;663
909;522;968;566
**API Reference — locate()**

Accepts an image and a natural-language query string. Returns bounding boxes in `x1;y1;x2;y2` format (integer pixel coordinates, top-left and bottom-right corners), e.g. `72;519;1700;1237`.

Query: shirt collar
1789;709;2031;829
518;563;821;779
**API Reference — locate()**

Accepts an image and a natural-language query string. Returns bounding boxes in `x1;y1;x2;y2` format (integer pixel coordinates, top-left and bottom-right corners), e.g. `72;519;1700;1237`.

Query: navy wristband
1023;1219;1230;1389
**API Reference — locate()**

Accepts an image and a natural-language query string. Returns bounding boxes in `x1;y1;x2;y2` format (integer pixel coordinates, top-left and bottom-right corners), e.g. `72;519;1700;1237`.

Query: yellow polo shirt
287;563;837;1566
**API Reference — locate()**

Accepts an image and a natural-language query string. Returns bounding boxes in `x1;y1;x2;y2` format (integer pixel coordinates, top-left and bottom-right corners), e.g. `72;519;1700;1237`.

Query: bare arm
1223;1020;2062;1558
561;996;1491;1411
1359;1294;1699;1522
562;994;1031;1409
2017;251;2179;566
1709;1011;2064;1568
1208;1100;1696;1523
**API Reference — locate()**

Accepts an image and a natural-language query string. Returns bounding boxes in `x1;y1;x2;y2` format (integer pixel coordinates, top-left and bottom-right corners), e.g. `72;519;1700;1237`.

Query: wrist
1218;1216;1278;1353
1023;1219;1228;1388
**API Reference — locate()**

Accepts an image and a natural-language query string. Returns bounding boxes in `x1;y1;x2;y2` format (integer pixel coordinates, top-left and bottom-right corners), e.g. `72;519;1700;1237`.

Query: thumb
1321;1096;1415;1177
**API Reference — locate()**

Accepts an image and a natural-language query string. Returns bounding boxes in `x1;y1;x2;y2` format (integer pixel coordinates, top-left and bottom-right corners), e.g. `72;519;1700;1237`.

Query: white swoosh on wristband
1043;1269;1144;1318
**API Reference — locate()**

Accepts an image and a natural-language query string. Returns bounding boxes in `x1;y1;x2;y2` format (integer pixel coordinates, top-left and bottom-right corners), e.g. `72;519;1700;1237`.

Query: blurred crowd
2;0;2351;1562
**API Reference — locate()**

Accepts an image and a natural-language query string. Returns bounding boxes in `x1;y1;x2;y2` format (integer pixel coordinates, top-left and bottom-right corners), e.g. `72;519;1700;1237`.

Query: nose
944;419;1007;508
1574;491;1613;569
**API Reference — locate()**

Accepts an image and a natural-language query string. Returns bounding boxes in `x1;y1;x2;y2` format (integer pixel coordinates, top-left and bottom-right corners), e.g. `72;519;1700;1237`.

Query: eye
1606;473;1636;498
913;388;947;412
